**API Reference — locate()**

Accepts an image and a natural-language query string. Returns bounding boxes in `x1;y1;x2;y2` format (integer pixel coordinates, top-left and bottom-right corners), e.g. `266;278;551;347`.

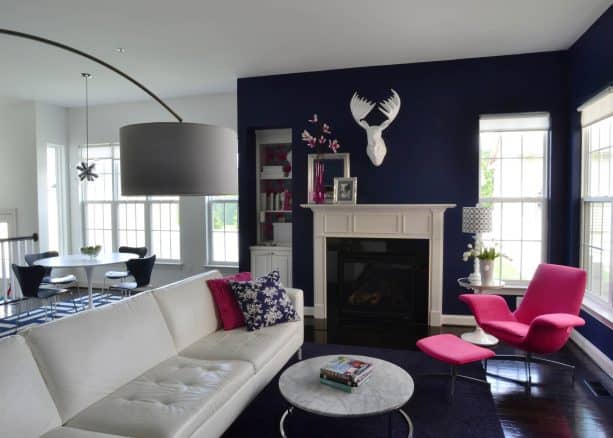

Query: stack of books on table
319;356;374;393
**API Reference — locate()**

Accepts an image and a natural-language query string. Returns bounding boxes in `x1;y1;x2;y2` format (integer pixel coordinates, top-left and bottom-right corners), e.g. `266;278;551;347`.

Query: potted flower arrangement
462;243;508;286
301;114;341;203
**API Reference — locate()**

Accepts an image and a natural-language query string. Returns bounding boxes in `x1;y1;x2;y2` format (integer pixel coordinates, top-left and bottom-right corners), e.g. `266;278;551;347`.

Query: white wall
0;98;38;236
67;92;238;286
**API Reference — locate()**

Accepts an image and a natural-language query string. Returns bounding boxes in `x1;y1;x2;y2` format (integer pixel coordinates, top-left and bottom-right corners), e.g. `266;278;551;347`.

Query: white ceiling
0;0;610;107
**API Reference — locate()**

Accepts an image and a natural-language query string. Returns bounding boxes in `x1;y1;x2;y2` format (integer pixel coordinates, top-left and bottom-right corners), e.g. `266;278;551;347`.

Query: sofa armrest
285;288;304;320
532;313;585;329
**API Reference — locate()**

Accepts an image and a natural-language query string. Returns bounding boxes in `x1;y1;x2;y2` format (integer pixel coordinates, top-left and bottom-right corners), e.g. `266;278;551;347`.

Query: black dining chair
103;246;148;291
25;251;78;287
25;250;80;310
12;264;68;320
111;255;156;297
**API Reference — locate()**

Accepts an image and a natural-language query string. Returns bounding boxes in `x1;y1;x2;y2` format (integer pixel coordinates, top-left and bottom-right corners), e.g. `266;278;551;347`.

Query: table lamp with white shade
462;206;493;284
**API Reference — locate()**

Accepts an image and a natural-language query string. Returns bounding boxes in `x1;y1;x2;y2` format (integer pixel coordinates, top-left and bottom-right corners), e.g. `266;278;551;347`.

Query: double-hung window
205;196;238;267
580;87;613;315
478;113;550;284
80;144;181;262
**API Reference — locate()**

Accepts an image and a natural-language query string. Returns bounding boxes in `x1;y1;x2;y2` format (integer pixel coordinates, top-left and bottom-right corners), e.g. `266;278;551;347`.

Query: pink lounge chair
460;263;587;385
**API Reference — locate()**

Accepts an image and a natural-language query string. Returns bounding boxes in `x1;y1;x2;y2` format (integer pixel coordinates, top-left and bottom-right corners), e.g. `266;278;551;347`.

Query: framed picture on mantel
307;153;351;203
333;177;357;204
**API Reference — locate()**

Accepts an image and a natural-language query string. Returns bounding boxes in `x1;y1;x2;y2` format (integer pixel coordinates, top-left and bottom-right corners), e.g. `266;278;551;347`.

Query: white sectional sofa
0;270;304;438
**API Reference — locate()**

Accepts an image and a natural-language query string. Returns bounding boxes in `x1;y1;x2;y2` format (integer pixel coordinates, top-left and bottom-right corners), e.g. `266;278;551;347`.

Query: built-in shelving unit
255;129;293;244
251;129;293;286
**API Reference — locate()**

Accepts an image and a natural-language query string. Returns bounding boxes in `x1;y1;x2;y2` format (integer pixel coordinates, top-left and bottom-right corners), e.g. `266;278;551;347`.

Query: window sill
582;295;613;329
497;283;528;296
155;261;184;268
204;264;239;270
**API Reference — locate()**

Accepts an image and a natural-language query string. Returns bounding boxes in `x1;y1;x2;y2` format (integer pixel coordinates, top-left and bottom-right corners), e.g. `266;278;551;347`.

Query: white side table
457;277;505;346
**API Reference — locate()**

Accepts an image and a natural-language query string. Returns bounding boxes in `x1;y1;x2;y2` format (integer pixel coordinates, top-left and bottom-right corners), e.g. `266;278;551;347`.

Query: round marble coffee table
278;355;414;437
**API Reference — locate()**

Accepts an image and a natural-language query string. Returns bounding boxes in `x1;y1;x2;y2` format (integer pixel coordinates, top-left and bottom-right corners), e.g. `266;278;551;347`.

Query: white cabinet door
250;247;292;287
251;251;271;278
271;252;291;287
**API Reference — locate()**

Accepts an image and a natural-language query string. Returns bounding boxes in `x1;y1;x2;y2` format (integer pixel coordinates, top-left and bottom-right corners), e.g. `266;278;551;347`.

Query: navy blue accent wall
238;51;570;315
568;6;613;359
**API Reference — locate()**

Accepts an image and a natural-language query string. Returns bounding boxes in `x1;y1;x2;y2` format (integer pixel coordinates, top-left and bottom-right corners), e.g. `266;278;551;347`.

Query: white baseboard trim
306;311;476;325
570;330;613;378
441;314;476;326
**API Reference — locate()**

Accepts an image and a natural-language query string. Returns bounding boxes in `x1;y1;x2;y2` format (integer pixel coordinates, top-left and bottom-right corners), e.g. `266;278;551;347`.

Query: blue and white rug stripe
0;293;124;338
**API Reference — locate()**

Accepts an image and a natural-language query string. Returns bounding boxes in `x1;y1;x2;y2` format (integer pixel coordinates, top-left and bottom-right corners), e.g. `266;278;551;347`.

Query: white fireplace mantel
301;203;456;326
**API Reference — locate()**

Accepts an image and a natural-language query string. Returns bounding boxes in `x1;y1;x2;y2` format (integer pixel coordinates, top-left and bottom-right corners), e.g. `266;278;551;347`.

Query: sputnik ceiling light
0;28;237;196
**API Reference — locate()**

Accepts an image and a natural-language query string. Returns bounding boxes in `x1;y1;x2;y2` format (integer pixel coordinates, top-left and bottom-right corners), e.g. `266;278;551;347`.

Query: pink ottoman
416;334;495;401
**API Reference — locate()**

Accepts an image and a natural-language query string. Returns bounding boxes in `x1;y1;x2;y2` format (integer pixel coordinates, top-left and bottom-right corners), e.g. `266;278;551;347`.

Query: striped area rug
0;293;124;338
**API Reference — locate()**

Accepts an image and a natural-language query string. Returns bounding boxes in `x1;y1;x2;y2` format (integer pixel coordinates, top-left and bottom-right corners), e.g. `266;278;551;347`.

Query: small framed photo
333;177;357;204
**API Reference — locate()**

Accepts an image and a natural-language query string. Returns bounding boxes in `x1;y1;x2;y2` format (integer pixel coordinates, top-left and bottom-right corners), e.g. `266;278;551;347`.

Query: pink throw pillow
207;272;252;330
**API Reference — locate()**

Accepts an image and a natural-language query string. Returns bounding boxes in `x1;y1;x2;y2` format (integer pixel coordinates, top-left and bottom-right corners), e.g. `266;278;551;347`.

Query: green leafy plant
478;247;504;260
462;242;509;262
80;245;101;257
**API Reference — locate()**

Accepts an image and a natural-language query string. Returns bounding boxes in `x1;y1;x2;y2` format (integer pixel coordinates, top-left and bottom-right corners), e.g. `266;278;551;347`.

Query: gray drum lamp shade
120;122;238;196
462;206;493;234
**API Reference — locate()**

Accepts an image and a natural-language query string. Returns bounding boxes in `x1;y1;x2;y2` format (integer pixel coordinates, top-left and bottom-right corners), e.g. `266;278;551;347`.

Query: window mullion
519;134;524;280
82;201;88;247
145;200;151;254
209;199;215;265
111;201;118;251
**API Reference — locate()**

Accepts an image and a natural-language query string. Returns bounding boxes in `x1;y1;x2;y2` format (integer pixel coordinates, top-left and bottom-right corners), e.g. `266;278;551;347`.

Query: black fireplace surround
326;237;429;326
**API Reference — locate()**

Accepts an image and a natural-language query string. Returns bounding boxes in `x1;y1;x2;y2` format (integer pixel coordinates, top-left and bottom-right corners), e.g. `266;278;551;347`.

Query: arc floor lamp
0;28;237;196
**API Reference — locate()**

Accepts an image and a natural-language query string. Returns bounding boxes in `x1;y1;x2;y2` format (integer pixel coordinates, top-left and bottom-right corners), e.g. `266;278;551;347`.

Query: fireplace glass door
327;238;429;326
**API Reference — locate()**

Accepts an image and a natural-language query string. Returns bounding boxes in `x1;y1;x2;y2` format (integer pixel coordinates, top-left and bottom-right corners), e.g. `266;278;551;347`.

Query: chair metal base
17;296;56;322
419;364;490;402
485;353;576;386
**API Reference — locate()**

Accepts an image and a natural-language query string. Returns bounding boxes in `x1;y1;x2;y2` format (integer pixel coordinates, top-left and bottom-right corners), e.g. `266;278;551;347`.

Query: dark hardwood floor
304;318;613;438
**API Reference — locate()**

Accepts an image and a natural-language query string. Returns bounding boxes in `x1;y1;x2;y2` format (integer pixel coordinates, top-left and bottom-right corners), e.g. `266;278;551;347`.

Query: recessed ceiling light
115;47;126;54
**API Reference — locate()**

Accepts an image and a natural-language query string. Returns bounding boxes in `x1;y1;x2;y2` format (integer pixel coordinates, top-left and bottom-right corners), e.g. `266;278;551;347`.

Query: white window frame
478;113;550;286
205;196;239;268
46;144;68;253
579;88;613;323
80;144;181;263
0;209;17;299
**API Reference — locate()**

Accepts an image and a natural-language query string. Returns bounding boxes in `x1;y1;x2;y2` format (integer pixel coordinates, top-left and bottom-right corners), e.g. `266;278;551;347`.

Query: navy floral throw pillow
229;271;299;331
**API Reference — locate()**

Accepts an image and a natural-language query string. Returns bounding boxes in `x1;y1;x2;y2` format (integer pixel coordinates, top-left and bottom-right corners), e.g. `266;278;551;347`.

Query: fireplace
327;238;429;326
302;203;455;325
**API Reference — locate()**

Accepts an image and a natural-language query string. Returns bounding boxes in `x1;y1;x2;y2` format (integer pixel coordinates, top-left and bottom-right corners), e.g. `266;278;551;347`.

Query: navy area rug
223;342;503;438
0;293;123;337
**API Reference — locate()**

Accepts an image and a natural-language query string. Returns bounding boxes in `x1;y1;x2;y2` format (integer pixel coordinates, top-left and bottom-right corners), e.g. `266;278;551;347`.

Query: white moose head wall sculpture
349;89;401;166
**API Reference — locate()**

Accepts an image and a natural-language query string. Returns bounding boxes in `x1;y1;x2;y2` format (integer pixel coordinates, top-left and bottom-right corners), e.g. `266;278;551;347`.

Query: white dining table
35;253;137;310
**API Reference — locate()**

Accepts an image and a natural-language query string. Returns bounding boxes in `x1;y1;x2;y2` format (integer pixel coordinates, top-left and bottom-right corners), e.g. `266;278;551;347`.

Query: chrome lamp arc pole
0;28;183;122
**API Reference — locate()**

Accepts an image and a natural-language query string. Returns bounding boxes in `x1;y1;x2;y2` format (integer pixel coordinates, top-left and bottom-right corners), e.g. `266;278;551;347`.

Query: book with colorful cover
320;356;373;384
320;371;372;388
320;373;372;393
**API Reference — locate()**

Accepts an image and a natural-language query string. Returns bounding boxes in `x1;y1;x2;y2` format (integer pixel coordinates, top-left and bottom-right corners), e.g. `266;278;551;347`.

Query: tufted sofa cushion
153;270;222;351
23;292;177;423
0;335;62;437
67;356;253;438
